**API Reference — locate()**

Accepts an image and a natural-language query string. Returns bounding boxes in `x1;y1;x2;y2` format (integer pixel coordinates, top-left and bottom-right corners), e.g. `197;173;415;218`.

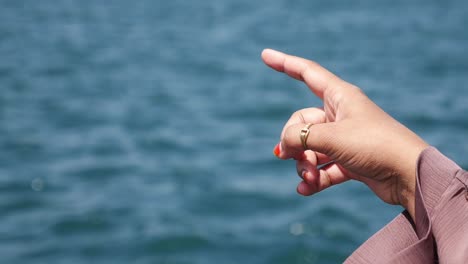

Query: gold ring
300;123;313;150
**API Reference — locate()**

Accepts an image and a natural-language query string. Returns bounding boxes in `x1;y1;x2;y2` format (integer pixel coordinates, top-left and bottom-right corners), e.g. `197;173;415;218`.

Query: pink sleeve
345;147;468;263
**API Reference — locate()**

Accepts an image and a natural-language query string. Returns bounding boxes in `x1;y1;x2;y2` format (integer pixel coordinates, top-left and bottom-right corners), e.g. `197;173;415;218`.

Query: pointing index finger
261;49;339;100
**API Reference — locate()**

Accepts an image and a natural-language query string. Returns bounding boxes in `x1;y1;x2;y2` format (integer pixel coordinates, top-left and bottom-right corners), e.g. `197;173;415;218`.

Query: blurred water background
1;0;467;263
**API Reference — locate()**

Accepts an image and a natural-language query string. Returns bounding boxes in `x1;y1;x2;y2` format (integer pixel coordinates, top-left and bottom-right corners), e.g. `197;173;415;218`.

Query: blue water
1;1;467;263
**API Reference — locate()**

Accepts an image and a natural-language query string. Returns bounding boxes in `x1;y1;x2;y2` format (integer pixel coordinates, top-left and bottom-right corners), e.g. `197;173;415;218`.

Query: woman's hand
262;49;428;220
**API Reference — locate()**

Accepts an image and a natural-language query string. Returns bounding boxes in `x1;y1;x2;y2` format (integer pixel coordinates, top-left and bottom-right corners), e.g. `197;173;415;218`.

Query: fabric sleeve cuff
413;146;462;238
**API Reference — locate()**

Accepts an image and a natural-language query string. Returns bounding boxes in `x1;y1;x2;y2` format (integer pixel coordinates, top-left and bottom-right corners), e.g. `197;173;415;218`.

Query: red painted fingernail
273;143;281;158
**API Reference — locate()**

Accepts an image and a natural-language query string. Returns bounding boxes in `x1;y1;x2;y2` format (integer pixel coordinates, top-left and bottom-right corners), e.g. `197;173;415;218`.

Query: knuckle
291;109;305;122
283;127;298;148
320;170;333;187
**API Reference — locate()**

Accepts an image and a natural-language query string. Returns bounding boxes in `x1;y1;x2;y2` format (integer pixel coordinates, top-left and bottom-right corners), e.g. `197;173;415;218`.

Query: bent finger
279;121;338;160
296;150;334;183
296;151;319;185
280;107;326;141
297;163;350;196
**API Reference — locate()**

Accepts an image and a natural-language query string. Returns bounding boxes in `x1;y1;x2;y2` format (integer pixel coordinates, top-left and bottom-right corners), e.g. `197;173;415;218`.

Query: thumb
278;122;339;160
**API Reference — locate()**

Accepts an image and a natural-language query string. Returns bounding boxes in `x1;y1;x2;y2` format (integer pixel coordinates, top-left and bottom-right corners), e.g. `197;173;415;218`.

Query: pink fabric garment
345;147;468;263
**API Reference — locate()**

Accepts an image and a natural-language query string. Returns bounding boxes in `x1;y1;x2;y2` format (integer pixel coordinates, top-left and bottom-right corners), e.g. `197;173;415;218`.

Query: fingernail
299;152;307;161
273;143;281;158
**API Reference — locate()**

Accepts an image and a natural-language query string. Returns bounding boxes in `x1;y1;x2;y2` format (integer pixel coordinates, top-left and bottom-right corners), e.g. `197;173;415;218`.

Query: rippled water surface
1;1;467;263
